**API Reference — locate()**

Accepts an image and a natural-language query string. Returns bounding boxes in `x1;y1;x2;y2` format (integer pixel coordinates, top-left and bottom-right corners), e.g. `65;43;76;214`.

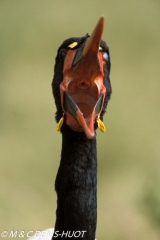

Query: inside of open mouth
68;81;99;119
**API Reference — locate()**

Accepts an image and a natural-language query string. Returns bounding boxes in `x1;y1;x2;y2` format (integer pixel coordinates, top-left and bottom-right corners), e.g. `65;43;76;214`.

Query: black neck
53;124;97;240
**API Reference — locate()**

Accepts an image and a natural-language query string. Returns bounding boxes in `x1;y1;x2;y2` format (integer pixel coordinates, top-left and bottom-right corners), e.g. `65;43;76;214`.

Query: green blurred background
1;1;160;239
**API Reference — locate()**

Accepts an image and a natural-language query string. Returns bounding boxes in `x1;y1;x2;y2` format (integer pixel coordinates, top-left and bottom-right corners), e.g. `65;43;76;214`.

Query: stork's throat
62;86;105;139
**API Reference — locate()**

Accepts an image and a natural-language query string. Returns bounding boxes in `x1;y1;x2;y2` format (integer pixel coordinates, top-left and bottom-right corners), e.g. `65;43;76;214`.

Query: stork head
52;16;111;139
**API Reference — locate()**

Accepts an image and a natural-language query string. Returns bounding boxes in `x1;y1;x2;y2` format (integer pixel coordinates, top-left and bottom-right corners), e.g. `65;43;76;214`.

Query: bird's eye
59;51;66;61
103;52;109;63
99;46;109;63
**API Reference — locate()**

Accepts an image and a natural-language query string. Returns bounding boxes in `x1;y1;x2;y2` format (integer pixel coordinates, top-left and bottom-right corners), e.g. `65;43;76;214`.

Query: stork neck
54;124;97;240
61;124;97;164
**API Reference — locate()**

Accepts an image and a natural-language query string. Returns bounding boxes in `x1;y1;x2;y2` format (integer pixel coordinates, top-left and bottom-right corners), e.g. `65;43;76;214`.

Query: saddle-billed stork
28;16;111;240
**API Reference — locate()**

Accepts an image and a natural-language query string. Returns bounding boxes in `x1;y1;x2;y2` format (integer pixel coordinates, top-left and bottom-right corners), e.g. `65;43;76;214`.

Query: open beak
60;16;106;139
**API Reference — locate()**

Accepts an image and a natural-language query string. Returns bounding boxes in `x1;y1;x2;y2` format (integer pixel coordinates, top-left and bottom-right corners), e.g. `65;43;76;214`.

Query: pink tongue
76;109;95;139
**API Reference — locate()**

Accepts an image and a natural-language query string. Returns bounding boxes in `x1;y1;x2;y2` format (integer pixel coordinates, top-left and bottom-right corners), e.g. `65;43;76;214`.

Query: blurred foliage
140;174;160;228
0;0;160;239
143;187;160;227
